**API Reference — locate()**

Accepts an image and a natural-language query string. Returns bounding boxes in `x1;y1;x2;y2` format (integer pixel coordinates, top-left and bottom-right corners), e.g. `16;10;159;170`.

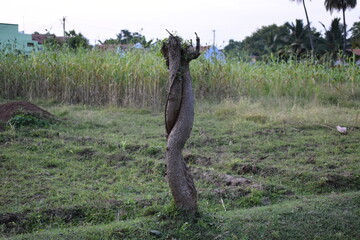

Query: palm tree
350;21;360;48
290;0;315;53
324;18;344;57
324;0;357;53
285;19;310;57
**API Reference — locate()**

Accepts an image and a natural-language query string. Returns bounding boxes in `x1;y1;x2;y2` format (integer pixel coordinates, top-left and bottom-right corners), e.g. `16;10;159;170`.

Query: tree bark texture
161;34;200;214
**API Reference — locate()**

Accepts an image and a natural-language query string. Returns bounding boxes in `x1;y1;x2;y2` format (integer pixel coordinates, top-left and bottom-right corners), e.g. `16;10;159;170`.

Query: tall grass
0;47;359;107
0;48;168;107
192;57;360;105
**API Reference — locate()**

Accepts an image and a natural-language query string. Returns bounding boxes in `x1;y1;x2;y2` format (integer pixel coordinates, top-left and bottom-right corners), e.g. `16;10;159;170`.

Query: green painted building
0;23;42;54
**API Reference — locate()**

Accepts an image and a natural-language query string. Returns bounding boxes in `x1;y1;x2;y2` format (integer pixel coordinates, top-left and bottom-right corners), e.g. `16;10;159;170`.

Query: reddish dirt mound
0;101;54;123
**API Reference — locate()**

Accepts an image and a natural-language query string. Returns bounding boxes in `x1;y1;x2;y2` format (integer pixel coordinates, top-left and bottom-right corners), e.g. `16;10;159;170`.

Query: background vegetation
224;18;360;60
1;46;359;108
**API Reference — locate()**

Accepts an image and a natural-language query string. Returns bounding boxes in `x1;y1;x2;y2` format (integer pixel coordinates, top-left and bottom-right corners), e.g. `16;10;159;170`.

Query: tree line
41;29;152;50
225;0;359;60
40;0;358;62
225;18;359;60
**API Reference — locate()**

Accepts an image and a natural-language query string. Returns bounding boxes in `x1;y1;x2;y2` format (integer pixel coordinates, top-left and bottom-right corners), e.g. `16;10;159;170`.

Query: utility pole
23;16;25;33
63;17;66;39
213;29;215;47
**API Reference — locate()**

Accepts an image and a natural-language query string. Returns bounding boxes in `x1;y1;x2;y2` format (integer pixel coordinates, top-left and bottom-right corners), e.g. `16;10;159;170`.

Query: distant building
347;49;360;66
0;23;41;54
96;43;143;57
32;33;65;45
347;48;360;56
203;45;226;63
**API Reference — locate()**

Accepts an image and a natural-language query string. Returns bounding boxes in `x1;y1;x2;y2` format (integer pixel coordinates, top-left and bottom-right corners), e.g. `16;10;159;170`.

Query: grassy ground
1;98;359;239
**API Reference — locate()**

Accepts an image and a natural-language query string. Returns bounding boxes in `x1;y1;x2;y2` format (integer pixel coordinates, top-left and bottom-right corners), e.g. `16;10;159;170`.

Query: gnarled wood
161;33;200;214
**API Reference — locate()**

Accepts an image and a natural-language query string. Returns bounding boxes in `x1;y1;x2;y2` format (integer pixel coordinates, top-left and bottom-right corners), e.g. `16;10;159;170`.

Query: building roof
0;23;18;26
32;34;65;44
96;44;133;51
347;49;360;56
203;45;226;62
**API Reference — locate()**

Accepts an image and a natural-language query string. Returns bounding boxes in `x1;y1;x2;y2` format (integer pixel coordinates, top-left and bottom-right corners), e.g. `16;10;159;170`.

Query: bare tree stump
161;33;200;214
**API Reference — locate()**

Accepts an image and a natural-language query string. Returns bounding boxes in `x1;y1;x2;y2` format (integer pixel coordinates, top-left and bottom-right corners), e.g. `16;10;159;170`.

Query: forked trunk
161;34;200;214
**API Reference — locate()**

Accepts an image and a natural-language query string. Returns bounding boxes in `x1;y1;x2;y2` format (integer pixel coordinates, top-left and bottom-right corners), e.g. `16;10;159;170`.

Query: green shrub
8;113;52;128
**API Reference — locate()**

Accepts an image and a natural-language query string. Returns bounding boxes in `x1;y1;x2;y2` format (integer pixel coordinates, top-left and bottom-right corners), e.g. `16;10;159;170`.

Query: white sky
1;0;359;47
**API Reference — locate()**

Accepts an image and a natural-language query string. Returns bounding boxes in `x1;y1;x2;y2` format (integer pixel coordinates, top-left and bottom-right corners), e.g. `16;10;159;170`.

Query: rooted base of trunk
166;149;198;213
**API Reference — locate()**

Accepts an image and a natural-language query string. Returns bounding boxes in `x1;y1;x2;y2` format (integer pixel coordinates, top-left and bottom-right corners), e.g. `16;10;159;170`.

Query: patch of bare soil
191;167;266;201
107;152;134;168
184;154;212;166
76;148;96;160
191;167;254;187
0;101;55;130
0;207;87;234
321;172;360;189
231;163;285;177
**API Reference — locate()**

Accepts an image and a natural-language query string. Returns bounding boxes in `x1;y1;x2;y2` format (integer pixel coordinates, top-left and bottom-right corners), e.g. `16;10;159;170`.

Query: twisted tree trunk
161;33;200;214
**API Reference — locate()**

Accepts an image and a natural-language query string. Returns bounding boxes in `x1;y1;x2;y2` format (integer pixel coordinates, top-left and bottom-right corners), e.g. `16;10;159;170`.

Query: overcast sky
1;0;359;47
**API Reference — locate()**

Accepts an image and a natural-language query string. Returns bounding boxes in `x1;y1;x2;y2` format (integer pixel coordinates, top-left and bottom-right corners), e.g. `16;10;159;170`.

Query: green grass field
1;98;359;239
1;47;360;239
